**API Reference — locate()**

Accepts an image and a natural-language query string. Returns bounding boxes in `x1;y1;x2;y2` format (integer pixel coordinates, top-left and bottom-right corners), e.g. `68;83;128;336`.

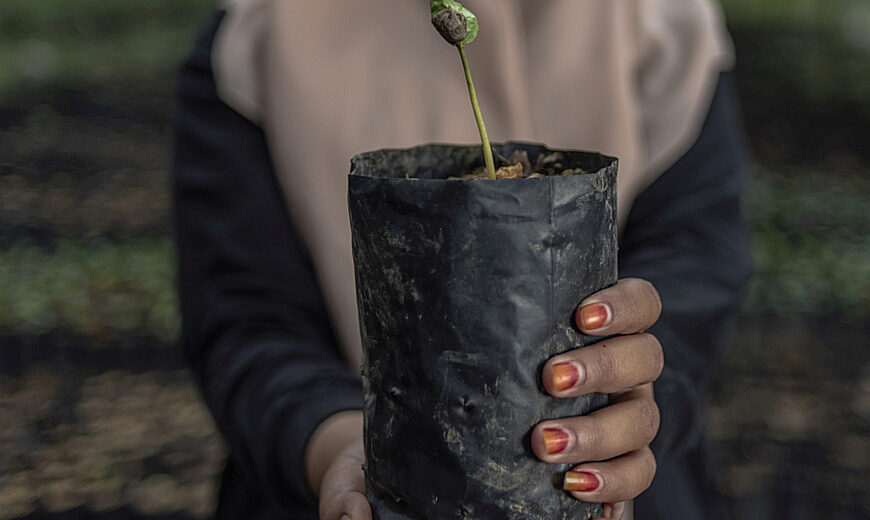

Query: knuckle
644;276;662;302
626;278;653;301
636;399;660;445
641;333;665;379
647;402;661;443
614;278;634;300
590;346;618;384
642;447;658;487
649;286;663;317
636;332;656;350
617;278;660;331
628;278;662;315
575;419;603;456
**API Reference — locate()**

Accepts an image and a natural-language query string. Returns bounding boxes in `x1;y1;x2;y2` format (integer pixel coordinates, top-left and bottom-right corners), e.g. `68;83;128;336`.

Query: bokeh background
1;1;868;519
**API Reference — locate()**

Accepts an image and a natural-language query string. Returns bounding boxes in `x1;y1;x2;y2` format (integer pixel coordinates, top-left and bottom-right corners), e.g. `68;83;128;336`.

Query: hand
306;411;371;520
314;279;662;520
317;436;370;520
531;278;664;520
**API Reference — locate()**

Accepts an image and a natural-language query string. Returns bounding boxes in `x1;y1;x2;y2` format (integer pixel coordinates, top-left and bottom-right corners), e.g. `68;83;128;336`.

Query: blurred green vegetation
721;0;870;324
721;0;867;26
0;239;179;342
745;169;870;323
723;0;870;170
0;0;213;92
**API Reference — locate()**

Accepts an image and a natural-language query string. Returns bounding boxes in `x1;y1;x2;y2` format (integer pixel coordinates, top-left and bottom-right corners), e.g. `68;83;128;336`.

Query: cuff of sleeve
651;365;702;463
646;320;704;463
278;371;363;506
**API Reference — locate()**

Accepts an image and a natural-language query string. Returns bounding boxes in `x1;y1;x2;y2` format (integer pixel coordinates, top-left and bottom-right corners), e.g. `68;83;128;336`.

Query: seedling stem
458;44;496;179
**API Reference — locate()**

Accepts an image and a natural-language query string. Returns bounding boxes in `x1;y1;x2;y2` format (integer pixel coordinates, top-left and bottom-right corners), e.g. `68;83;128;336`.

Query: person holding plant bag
173;1;751;519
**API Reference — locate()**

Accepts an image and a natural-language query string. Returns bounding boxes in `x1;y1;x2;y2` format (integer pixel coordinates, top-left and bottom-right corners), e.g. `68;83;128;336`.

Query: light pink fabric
212;0;734;368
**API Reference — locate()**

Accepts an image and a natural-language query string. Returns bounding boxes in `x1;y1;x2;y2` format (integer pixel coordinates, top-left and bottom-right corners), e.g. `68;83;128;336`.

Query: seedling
430;0;496;179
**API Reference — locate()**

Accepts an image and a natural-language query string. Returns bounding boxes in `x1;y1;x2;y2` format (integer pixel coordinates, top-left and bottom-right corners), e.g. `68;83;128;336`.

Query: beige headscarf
212;0;734;368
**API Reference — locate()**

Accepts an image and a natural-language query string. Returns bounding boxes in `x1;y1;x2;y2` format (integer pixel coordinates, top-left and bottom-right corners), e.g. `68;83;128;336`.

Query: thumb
319;440;371;520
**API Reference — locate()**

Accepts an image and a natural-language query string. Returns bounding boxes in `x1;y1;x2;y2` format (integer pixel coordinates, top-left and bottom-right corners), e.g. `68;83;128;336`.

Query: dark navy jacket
173;11;751;520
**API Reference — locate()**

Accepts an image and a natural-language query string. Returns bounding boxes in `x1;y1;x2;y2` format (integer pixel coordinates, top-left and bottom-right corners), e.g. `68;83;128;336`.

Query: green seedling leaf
431;0;479;45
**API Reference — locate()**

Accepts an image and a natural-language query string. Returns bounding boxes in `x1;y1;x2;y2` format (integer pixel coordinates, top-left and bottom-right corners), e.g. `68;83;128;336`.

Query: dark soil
708;316;870;519
451;150;589;180
0;333;182;377
0;83;173;242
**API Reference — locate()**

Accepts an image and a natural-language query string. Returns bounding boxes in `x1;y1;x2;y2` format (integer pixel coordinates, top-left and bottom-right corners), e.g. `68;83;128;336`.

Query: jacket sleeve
618;73;753;463
171;13;362;508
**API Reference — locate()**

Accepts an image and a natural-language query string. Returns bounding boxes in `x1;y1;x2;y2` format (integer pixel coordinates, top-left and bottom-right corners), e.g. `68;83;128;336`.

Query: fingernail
564;470;600;492
542;427;570;454
552;361;582;391
340;515;351;520
579;303;610;331
612;502;626;519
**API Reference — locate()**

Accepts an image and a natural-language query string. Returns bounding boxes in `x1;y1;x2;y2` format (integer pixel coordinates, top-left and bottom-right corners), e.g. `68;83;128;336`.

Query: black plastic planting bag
348;142;618;520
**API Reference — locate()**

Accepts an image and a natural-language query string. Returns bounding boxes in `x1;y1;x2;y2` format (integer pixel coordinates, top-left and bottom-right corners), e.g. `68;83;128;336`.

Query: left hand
317;434;370;520
531;278;664;520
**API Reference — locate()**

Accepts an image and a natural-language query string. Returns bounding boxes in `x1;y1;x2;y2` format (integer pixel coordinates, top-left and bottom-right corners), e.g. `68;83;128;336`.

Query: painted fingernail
542;427;570;454
579;303;610;331
564;470;600;492
552;362;581;391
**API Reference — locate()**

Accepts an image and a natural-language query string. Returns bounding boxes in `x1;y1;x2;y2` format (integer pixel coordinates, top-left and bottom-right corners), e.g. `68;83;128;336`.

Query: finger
542;335;663;397
319;443;372;520
531;385;659;463
576;278;661;336
323;491;371;520
340;493;372;520
320;481;370;520
562;447;657;503
594;501;626;520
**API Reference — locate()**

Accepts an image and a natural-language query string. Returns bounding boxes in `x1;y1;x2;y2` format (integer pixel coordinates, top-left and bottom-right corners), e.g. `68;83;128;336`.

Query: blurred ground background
0;0;867;519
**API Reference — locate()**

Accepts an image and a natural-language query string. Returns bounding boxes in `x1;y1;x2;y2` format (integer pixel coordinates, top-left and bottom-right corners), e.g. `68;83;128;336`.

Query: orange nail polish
542;427;570;454
579;303;610;331
564;470;600;492
552;362;580;391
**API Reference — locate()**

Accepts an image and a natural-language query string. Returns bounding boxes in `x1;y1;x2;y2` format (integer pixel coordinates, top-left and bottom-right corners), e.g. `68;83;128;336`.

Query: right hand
317;437;371;520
